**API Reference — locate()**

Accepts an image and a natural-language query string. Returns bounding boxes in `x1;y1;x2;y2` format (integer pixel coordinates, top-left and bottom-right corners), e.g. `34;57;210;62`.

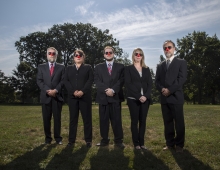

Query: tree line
0;23;219;104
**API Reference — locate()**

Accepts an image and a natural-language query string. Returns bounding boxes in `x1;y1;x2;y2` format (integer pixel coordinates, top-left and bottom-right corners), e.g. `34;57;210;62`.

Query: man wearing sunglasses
37;47;65;145
155;40;187;153
94;46;125;148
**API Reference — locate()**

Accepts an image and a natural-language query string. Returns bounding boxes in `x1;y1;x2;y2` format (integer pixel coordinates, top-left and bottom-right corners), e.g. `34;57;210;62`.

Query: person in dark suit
155;40;187;153
125;48;152;150
37;47;65;145
64;49;94;148
94;46;125;148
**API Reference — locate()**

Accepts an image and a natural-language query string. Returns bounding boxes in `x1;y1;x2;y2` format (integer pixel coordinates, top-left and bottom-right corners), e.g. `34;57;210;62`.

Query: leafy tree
47;23;124;67
176;31;220;104
10;62;34;103
0;70;15;103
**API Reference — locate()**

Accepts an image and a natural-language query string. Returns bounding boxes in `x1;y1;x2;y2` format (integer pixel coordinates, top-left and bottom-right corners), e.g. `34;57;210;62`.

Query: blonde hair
47;47;58;55
103;46;114;54
132;48;147;68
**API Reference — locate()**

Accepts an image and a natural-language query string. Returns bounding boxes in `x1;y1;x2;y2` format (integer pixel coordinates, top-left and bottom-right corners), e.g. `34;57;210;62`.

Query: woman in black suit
64;49;94;147
125;48;152;150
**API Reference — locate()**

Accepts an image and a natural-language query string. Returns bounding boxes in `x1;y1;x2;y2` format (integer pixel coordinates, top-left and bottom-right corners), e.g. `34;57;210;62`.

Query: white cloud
85;0;220;40
75;1;95;16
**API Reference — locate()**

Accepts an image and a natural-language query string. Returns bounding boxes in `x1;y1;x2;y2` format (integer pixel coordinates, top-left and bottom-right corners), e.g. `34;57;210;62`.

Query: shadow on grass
90;146;131;170
1;144;54;170
133;150;170;170
171;149;213;170
45;145;89;169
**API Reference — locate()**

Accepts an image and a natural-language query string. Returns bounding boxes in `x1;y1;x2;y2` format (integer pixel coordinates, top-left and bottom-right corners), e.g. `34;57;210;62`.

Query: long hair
131;48;147;68
72;49;85;64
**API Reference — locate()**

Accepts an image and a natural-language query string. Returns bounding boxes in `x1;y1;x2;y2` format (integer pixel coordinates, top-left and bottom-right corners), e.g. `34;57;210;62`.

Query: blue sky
0;0;220;76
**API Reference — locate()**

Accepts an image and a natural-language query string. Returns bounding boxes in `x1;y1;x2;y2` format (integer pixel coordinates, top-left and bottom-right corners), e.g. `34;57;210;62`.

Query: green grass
0;104;219;170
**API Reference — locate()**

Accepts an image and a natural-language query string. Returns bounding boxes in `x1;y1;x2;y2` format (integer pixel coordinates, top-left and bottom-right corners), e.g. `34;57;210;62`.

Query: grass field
0;103;219;170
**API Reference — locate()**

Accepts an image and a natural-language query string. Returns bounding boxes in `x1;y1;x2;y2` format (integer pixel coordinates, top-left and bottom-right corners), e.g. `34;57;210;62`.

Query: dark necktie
166;60;170;69
50;63;54;76
108;63;112;75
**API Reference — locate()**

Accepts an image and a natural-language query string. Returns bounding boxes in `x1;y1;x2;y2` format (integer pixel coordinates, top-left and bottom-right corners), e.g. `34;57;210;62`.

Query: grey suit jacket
37;62;65;104
155;57;187;104
94;62;124;105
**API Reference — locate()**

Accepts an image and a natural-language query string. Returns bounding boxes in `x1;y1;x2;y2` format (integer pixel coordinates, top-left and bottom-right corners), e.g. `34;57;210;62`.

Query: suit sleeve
168;60;187;94
143;68;153;99
36;65;50;92
124;66;142;99
81;66;94;94
94;65;109;92
155;64;164;92
64;66;76;95
55;65;65;93
111;65;124;93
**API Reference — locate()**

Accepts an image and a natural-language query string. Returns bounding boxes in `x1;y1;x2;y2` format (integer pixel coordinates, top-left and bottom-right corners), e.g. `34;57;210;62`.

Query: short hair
103;46;114;54
132;48;147;68
47;47;58;55
163;40;175;48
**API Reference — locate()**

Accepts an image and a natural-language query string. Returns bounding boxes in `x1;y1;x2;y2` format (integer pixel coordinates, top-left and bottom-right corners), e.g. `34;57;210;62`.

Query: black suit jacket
94;62;124;105
64;64;94;101
37;63;65;104
155;57;187;104
125;65;152;101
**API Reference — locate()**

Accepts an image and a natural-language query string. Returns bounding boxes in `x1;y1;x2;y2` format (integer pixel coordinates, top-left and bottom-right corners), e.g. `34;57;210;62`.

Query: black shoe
67;142;74;147
96;142;108;147
56;141;63;145
163;146;175;151
86;142;92;148
115;143;125;148
44;141;51;145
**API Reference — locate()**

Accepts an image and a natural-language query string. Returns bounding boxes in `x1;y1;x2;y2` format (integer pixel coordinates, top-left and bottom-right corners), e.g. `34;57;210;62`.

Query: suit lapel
111;62;116;77
51;63;58;79
131;65;142;79
102;62;111;76
168;57;176;70
44;63;51;78
162;61;167;72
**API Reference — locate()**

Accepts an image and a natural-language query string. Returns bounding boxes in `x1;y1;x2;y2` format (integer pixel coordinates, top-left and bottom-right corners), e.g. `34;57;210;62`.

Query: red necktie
108;63;112;75
50;63;54;76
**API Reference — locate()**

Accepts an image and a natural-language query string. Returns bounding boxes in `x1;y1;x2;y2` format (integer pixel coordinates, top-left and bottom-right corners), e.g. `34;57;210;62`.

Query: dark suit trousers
99;102;123;144
42;97;62;143
68;98;92;143
127;98;149;146
161;103;185;148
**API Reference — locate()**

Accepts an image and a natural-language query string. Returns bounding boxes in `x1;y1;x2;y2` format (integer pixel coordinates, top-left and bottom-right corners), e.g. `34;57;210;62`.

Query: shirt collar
48;62;55;66
166;55;174;62
106;60;114;66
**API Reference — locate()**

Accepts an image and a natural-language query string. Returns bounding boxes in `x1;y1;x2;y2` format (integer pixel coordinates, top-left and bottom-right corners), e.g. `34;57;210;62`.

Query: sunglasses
163;46;172;51
74;54;82;58
48;52;56;56
105;52;113;55
135;53;143;56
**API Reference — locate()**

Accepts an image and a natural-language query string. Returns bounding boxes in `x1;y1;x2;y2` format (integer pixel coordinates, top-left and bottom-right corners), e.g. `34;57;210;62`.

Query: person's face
163;42;175;58
134;50;143;63
73;52;84;63
104;48;114;61
47;49;57;63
